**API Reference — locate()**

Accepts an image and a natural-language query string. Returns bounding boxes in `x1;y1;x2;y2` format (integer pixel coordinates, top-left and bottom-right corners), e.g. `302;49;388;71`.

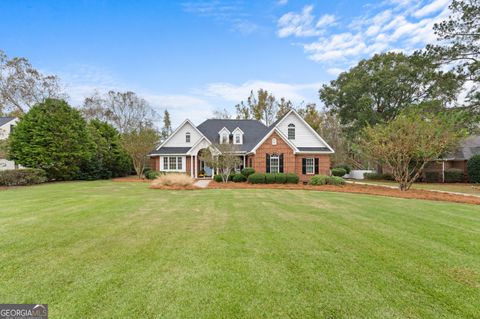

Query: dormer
232;127;244;145
218;127;230;144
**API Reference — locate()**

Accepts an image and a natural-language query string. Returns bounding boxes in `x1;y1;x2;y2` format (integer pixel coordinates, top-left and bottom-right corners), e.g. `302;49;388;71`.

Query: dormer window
219;127;231;144
232;127;244;145
235;134;241;144
221;133;229;144
186;132;191;143
288;123;295;140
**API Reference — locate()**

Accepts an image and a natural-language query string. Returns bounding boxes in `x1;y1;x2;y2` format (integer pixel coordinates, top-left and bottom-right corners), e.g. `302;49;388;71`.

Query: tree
161;109;173;141
82;90;157;133
212;108;232;119
199;143;242;183
298;103;321;132
121;127;159;178
360;106;466;191
0;50;65;115
319;52;462;138
428;0;480;108
78;119;132;180
235;89;279;125
8;99;94;180
276;97;294;120
316;112;349;167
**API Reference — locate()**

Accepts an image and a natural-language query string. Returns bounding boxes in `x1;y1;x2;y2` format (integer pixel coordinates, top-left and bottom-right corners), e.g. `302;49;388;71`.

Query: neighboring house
0;116;19;170
423;135;480;182
149;110;334;181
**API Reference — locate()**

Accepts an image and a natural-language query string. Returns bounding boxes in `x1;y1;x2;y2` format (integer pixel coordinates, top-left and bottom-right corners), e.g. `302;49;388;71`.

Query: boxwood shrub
425;171;441;183
309;174;345;186
328;176;346;185
265;173;276;184
0;169;47;186
467;154;480;183
145;170;161;180
333;164;351;174
232;173;246;183
213;174;223;182
364;172;394;180
444;168;464;183
274;173;287;184
248;173;266;184
286;173;299;184
331;168;347;177
241;167;255;177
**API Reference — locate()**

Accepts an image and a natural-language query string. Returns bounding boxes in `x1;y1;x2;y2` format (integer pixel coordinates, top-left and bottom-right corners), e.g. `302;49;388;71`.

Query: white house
0;117;19;170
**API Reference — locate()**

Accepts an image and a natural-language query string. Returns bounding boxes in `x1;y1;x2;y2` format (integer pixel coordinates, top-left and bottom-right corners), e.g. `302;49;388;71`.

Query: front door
200;160;212;177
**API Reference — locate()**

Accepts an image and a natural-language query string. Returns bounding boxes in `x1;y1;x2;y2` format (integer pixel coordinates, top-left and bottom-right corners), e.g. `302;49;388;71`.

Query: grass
356;179;480;196
0;181;479;318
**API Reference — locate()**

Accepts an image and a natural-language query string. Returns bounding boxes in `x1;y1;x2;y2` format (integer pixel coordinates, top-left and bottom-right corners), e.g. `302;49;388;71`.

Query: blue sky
0;0;450;126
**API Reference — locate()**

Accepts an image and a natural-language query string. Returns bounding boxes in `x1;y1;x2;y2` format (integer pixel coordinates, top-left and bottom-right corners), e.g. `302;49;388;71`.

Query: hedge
468;154;480;183
444;168;464;183
145;170;161;180
333;164;351;174
425;171;441;183
274;173;287;184
364;172;394;180
309;174;346;186
241;167;255;177
232;173;246;183
213;174;223;182
248;173;266;184
265;173;276;184
331;168;347;177
0;169;47;186
286;173;299;184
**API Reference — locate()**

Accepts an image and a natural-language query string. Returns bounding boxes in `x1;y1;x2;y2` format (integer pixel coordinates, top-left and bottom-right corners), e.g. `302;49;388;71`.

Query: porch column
442;161;445;183
243;155;246;168
190;155;194;178
194;155;197;178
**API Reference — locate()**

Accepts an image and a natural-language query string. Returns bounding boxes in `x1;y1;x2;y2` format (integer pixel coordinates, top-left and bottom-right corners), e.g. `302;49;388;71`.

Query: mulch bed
112;177;151;182
207;182;480;205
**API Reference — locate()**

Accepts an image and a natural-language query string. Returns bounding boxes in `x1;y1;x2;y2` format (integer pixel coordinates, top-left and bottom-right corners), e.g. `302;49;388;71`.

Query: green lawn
353;179;480;196
1;181;479;318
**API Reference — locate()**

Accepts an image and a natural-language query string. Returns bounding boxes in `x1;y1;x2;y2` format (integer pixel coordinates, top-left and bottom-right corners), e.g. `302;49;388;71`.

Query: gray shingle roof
297;147;331;152
150;147;191;155
196;119;269;152
446;135;480;160
0;117;15;127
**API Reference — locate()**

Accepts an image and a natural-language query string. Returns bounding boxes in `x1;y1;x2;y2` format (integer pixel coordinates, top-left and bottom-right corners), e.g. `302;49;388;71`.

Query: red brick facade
249;131;331;181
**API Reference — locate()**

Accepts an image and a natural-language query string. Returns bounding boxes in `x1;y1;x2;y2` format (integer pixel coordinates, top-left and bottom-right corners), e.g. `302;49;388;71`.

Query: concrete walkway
347;180;480;198
193;179;211;188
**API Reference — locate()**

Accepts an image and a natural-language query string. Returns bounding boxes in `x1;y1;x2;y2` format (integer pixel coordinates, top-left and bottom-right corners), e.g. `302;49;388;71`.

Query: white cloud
277;0;288;6
413;0;450;18
197;80;323;105
327;68;345;76
277;5;335;38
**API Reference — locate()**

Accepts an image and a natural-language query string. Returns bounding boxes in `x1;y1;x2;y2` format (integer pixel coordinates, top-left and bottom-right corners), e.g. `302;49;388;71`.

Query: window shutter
315;158;319;174
279;154;284;173
266;154;270;173
302;158;306;174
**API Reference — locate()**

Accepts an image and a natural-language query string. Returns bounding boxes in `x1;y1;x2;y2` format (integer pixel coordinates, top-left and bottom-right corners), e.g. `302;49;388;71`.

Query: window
221;133;229;144
163;156;183;171
235;134;241;144
272;138;277;145
270;154;279;173
305;158;314;174
186;132;191;143
288;124;295;140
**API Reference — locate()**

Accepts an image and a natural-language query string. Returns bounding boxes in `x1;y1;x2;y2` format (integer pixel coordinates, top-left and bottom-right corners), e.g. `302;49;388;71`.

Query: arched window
186;132;191;143
288;123;295;140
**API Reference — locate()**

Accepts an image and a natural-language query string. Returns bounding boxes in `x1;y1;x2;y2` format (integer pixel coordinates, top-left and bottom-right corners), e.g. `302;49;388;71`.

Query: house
0;116;19;170
149;110;334;181
422;135;480;182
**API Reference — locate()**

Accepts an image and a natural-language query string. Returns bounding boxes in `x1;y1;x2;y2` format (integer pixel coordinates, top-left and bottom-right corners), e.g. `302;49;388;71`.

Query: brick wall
294;154;330;181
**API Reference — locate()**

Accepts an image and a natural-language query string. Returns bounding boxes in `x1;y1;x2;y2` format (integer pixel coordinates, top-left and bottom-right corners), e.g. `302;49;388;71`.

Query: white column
190;155;194;177
243;155;246;168
194;155;197;178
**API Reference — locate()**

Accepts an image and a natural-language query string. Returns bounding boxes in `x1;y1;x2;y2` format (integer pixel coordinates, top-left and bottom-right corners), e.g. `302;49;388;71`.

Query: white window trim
234;133;242;144
270;154;280;174
288;123;295;140
186;132;191;143
272;138;277;145
161;156;186;172
305;158;315;175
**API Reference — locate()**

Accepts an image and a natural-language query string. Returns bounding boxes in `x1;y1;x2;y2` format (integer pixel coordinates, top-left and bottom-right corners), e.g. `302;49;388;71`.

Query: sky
0;0;451;126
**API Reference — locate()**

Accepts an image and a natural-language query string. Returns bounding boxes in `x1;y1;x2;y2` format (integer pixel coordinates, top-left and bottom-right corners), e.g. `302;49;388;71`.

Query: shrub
151;173;194;187
265;173;276;184
309;175;328;186
444;168;464;183
331;168;347;177
213;174;223;183
274;173;287;184
425;171;441;183
286;173;299;184
228;172;235;181
145;170;161;180
333;164;351;174
232;173;246;183
241;167;255;177
364;172;394;180
0;169;47;186
468;154;480;183
248;173;266;184
309;174;346;186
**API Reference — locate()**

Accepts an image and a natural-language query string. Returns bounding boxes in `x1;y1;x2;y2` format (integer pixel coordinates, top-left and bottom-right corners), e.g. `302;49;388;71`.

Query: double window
163;156;183;171
288;123;295;140
186;132;191;143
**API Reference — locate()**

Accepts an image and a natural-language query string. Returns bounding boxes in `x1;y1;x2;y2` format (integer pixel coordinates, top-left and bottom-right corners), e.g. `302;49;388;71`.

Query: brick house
149;110;334;181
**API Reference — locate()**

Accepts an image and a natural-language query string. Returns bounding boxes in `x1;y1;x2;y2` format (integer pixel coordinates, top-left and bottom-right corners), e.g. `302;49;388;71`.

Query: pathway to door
193;179;211;188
